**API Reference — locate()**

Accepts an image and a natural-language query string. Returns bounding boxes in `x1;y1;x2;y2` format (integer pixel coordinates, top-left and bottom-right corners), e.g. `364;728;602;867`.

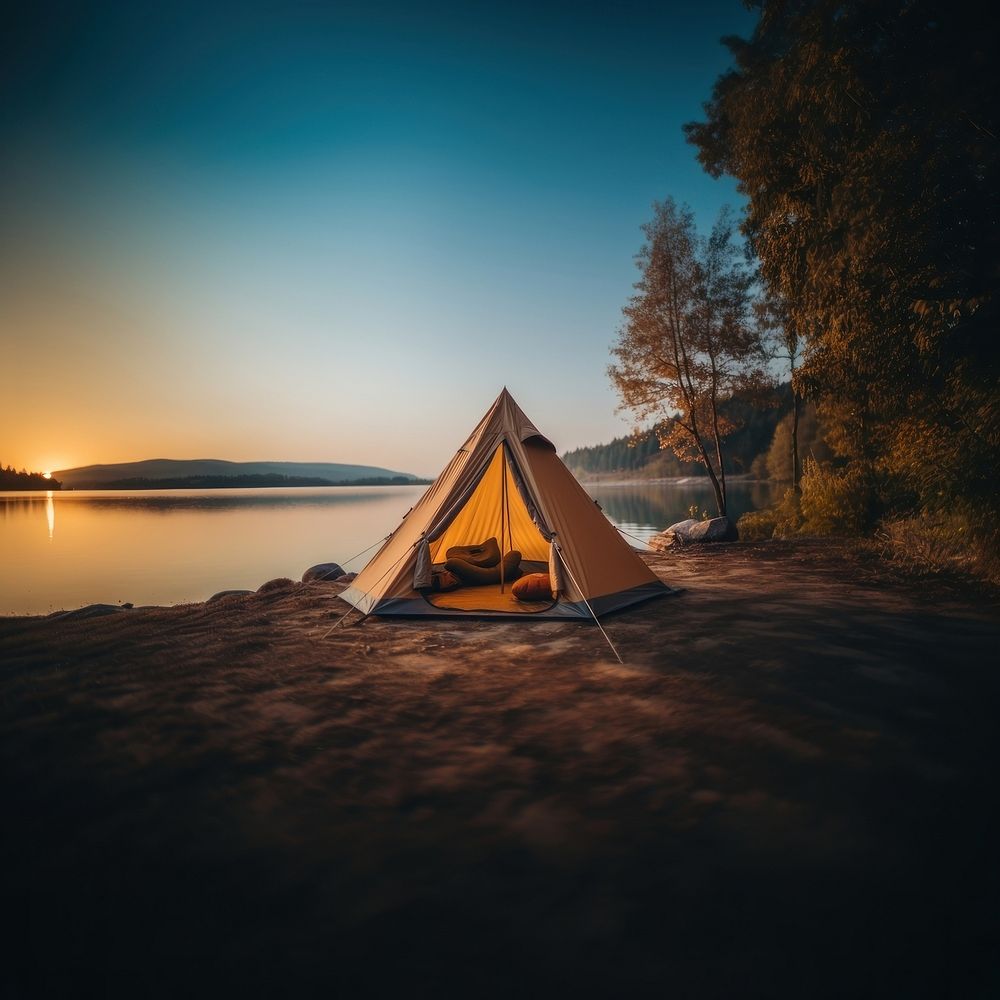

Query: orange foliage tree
609;200;769;517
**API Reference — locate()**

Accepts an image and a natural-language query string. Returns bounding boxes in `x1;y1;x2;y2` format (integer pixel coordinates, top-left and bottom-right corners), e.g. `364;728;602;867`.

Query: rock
648;519;697;551
301;562;345;583
687;516;740;543
651;516;739;549
335;572;357;583
257;577;296;593
48;603;124;621
207;590;254;603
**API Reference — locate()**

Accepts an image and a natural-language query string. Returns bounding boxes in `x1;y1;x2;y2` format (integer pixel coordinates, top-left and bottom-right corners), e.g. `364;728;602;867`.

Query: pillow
431;569;461;592
445;537;500;568
511;573;553;603
445;549;522;586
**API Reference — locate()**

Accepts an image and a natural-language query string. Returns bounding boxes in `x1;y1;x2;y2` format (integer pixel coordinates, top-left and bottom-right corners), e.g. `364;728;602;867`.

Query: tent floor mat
425;583;556;614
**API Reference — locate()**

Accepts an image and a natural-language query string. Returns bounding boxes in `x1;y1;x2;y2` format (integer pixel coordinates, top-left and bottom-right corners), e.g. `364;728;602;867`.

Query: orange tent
339;389;675;619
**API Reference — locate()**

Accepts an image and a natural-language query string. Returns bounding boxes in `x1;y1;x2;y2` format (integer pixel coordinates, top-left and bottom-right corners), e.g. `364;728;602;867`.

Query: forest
607;0;997;581
0;465;61;490
564;385;820;480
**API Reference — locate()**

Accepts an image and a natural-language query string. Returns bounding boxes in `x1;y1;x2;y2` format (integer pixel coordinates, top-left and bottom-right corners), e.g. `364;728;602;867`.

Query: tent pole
555;544;625;665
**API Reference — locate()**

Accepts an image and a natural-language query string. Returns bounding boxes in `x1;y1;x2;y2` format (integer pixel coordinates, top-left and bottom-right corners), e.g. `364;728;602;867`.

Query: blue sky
2;0;756;475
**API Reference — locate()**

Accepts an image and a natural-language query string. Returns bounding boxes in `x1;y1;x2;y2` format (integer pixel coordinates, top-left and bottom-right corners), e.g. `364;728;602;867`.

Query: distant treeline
565;386;794;479
1;464;62;490
73;474;429;490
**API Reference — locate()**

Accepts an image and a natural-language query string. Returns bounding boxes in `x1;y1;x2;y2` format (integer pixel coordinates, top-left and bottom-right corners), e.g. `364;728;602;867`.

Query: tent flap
413;538;432;590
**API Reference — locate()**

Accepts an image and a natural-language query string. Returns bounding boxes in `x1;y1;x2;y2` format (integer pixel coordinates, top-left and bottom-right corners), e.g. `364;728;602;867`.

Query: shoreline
573;473;774;486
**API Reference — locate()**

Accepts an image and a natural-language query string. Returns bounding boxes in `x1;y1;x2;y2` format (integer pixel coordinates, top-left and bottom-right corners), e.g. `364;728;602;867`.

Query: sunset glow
1;2;752;476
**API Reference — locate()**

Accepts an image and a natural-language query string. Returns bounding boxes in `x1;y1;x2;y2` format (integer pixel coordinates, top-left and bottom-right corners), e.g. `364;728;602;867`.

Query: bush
737;459;999;587
737;507;778;540
737;488;803;540
879;510;1000;586
798;459;869;535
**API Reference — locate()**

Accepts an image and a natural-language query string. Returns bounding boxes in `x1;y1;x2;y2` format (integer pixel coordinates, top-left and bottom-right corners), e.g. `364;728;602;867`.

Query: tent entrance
429;442;549;566
426;443;552;613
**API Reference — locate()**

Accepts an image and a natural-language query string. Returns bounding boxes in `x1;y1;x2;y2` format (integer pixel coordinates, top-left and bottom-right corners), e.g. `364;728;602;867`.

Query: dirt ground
2;540;998;998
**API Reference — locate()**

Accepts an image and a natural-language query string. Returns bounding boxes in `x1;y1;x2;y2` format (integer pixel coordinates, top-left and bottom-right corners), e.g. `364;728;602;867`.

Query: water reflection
589;480;779;539
0;486;426;515
0;495;52;517
0;485;431;616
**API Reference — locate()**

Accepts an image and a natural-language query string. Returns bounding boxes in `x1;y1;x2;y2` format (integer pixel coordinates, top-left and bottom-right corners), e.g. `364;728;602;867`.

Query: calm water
1;480;778;616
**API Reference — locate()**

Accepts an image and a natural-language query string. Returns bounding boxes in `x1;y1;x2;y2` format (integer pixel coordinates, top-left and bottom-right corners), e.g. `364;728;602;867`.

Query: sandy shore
2;541;998;998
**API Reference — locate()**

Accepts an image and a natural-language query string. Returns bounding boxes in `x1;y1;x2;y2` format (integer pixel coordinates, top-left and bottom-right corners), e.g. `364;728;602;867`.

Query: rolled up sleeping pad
445;537;501;568
445;549;523;585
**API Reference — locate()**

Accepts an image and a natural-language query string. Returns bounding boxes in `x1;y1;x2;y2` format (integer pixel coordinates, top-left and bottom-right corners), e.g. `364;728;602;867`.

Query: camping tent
339;389;675;619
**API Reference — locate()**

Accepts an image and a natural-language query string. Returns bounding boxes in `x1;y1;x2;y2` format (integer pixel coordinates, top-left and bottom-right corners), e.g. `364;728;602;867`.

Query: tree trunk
791;390;801;493
710;394;727;515
698;439;727;517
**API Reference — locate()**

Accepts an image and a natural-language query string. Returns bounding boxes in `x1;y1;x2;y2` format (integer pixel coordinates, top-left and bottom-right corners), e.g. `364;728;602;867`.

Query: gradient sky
1;0;755;477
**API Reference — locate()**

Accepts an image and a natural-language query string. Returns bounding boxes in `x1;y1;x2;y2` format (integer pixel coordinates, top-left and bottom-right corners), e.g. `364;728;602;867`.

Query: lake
1;480;779;616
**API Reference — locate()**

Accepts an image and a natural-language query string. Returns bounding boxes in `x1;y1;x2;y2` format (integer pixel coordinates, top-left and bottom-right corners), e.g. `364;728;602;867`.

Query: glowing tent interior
338;389;676;619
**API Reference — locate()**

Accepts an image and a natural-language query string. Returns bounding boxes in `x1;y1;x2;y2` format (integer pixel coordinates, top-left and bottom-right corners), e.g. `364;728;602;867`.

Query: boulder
650;516;739;549
301;562;345;583
257;578;296;593
648;519;697;551
207;590;254;603
335;572;357;583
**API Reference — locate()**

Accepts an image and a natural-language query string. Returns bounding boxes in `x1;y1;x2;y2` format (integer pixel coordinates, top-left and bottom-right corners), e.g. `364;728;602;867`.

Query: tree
764;402;833;482
609;199;769;516
685;0;1000;524
757;296;804;491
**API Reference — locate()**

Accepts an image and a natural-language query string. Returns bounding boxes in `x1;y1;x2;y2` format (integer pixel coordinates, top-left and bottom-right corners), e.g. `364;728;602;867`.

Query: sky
1;0;756;477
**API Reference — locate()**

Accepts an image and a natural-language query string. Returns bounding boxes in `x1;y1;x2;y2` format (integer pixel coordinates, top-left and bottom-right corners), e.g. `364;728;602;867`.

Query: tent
338;389;675;620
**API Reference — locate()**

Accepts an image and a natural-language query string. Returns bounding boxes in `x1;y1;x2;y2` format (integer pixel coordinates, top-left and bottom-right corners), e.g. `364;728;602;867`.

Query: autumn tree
609;199;769;517
685;0;1000;525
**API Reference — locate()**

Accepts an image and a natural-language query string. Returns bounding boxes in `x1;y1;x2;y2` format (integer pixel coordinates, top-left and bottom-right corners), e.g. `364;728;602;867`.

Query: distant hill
55;459;422;489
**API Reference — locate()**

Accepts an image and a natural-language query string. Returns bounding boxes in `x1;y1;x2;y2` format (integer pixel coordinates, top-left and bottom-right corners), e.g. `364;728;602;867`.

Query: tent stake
319;605;361;638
